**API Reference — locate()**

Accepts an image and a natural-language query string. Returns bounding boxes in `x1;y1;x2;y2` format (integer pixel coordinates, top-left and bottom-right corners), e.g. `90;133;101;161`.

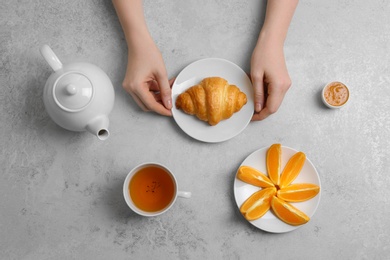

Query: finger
150;83;171;107
138;93;172;116
251;73;265;113
251;112;262;121
169;77;176;87
251;107;270;121
155;72;172;110
252;88;286;121
129;91;151;112
150;91;166;105
134;86;172;116
150;78;175;94
148;80;160;92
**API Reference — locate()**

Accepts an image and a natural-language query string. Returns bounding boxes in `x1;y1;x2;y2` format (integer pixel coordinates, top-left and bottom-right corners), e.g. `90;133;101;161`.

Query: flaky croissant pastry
175;77;247;126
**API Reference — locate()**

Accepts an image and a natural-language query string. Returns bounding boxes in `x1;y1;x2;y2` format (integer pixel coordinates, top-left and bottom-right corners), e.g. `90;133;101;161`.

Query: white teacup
123;162;191;217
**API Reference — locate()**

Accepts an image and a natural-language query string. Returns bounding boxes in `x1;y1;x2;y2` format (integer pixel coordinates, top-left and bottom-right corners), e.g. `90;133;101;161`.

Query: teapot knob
65;84;78;95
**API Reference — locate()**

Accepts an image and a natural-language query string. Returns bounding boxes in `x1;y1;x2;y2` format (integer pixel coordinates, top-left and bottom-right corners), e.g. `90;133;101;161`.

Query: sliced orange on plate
237;144;319;226
277;183;320;202
266;143;281;186
279;151;306;189
271;196;310;226
237;166;274;188
240;187;276;221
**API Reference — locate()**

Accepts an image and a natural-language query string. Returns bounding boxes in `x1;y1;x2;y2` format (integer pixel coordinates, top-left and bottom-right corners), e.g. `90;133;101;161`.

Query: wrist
126;24;154;49
257;28;285;49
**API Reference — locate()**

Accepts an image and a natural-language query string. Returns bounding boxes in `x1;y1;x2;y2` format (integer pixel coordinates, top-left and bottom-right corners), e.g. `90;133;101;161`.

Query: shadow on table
100;173;143;224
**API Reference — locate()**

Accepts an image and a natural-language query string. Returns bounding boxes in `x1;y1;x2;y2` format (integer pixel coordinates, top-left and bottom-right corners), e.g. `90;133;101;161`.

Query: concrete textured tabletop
1;0;390;259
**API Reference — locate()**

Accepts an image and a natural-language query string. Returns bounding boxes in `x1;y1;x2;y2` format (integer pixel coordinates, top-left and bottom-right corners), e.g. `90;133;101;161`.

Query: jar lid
53;72;94;112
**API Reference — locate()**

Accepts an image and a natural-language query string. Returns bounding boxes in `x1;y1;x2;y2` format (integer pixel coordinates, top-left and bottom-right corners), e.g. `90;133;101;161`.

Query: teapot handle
40;45;63;72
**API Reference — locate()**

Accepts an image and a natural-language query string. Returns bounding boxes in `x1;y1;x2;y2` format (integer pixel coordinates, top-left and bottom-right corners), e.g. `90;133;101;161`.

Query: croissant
175;77;247;126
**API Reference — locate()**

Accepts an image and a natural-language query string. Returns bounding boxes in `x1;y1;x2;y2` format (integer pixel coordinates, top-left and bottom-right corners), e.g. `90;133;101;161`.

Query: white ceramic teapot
40;45;115;140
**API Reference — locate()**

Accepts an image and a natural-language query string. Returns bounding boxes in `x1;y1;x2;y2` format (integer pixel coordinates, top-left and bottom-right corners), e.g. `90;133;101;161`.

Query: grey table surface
1;0;390;259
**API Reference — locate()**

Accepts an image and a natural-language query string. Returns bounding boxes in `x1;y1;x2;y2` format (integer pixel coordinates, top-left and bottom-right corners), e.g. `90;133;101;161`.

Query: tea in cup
123;162;191;216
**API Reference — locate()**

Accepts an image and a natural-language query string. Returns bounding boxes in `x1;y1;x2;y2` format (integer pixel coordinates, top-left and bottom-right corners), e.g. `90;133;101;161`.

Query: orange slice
271;196;310;226
237;166;275;188
266;143;281;186
277;183;320;202
279;151;306;189
240;187;276;221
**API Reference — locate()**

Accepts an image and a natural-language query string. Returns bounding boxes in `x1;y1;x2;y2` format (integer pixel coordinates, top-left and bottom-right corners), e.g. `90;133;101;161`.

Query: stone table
1;0;389;259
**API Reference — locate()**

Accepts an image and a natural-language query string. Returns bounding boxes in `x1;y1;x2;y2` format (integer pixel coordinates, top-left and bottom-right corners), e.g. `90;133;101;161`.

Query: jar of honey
322;81;350;108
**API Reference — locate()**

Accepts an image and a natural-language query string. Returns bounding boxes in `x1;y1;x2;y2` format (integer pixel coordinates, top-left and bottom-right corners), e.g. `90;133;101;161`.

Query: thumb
252;74;265;113
155;72;172;110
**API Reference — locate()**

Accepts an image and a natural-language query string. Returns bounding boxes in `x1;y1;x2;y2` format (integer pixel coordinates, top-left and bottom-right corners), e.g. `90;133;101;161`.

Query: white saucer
171;58;254;143
233;146;321;233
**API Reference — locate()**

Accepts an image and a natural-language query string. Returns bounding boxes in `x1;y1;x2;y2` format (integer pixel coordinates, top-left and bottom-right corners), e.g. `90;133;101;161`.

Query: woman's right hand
122;33;173;116
112;0;173;116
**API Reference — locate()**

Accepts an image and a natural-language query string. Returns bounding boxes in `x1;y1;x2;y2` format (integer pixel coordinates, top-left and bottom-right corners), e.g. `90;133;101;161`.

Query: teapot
40;45;115;140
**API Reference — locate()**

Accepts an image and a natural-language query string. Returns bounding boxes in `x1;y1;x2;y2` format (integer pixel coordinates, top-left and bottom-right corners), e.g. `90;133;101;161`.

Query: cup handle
177;191;191;199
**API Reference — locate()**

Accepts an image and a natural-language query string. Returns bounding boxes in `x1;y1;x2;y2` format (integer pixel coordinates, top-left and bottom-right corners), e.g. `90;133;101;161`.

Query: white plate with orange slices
233;144;321;233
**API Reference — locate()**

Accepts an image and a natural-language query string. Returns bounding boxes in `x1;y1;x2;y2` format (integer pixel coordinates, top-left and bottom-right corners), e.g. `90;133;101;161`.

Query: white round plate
171;58;254;143
234;146;321;233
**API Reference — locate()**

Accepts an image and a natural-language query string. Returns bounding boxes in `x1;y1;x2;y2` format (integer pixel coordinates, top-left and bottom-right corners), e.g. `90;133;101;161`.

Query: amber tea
129;166;175;212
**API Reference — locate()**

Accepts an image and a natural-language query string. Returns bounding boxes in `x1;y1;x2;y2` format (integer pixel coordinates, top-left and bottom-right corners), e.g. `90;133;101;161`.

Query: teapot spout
86;115;110;141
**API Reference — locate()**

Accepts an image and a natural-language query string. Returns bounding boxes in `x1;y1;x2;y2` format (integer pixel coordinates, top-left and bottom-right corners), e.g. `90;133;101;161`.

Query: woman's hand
250;0;298;121
123;33;173;116
250;39;291;121
112;0;173;116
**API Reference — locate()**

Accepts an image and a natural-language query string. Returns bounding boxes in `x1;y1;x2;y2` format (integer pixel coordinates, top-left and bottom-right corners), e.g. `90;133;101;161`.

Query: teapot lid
53;72;94;112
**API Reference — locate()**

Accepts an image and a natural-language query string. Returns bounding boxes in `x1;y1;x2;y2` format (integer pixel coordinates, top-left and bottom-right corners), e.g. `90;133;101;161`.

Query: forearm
112;0;151;46
258;0;299;47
